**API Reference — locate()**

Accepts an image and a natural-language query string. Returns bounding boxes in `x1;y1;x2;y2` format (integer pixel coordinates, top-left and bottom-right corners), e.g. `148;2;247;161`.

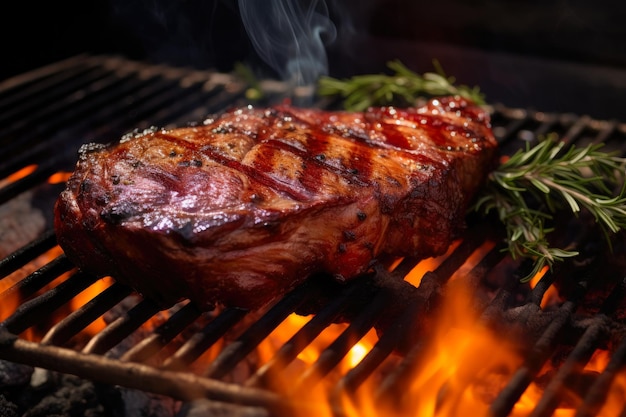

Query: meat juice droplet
407;111;479;149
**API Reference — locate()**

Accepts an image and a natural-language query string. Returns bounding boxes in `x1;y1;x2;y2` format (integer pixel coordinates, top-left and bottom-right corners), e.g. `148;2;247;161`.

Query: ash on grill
1;56;626;417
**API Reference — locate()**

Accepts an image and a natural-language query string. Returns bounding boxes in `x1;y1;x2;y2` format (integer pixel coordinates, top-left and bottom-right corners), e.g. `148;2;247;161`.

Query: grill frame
1;55;626;416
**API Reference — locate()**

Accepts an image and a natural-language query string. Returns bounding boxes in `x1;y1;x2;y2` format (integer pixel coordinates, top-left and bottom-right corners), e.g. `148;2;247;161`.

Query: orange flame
0;245;72;341
0;243;116;343
529;265;563;308
600;366;626;416
251;280;521;417
404;240;461;287
68;276;116;337
0;166;71;188
251;259;622;417
0;246;64;322
0;164;37;187
48;171;72;184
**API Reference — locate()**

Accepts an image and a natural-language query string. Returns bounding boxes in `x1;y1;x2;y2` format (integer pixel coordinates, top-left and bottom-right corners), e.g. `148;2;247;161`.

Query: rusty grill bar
1;55;626;416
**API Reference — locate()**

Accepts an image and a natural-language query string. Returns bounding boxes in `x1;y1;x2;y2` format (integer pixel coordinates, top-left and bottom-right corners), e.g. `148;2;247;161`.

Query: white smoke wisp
238;0;336;91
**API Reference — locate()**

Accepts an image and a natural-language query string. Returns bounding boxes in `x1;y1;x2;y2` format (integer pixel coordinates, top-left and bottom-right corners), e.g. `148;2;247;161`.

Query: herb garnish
317;60;485;111
473;138;626;280
318;61;626;280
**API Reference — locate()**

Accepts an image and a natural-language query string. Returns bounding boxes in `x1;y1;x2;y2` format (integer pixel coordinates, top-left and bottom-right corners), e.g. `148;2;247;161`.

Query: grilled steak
54;96;498;310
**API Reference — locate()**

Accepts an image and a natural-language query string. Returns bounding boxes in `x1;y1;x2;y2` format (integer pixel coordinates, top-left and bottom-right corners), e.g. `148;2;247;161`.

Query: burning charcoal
24;370;180;417
177;399;268;417
108;386;178;417
22;375;105;417
0;394;19;417
0;359;33;388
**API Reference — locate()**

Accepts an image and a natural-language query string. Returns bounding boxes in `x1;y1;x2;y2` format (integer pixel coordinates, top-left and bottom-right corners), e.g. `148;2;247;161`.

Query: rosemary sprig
317;60;485;111
472;138;626;280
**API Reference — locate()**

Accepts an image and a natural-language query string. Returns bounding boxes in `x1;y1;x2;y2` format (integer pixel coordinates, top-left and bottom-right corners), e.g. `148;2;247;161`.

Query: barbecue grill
1;53;626;416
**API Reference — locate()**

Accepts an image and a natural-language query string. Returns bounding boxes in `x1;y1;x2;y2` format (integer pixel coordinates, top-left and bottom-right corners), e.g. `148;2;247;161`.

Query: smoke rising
238;0;336;88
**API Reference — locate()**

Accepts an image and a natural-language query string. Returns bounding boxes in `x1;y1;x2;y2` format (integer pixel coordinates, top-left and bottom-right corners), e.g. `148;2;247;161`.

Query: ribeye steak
54;96;499;310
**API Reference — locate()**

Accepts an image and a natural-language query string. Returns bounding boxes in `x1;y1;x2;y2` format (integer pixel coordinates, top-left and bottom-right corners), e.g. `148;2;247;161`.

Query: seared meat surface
54;96;498;310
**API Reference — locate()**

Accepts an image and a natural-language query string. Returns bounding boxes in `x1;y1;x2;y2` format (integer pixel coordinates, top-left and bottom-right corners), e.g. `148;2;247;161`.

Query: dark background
2;0;626;119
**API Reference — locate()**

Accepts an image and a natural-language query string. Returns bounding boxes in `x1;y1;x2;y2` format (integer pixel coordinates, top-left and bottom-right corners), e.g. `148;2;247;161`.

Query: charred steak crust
54;96;498;310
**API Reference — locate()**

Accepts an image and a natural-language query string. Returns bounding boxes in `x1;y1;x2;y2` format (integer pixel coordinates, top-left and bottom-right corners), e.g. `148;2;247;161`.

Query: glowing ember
529;266;563;308
404;240;461;287
449;240;496;282
68;276;116;337
0;164;37;187
600;368;626;416
47;171;73;184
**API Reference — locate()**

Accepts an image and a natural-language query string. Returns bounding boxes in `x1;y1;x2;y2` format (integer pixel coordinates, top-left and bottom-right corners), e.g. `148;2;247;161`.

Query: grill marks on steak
54;96;498;310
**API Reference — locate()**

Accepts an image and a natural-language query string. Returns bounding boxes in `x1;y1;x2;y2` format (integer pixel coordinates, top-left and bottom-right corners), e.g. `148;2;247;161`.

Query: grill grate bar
531;115;558;140
373;315;430;409
0;255;74;307
245;281;363;388
81;298;162;355
345;243;506;394
371;291;451;400
530;317;609;417
489;279;591;417
558;115;593;147
577;332;626;417
41;282;133;347
0;62;246;198
3;72;181;154
0;331;291;410
480;248;528;315
368;227;498;405
2;270;98;335
119;301;202;363
130;81;245;130
203;281;315;379
0;69;145;149
0;228;56;278
370;242;510;405
0;73;166;177
337;294;422;393
0;60;105;126
426;224;489;281
0;55;93;95
161;307;248;371
0;160;61;206
591;120;619;145
293;286;390;392
598;276;626;317
527;270;557;307
490;106;532;151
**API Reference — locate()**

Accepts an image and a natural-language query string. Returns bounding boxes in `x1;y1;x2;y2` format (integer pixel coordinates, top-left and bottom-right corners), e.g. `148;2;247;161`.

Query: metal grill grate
1;55;626;416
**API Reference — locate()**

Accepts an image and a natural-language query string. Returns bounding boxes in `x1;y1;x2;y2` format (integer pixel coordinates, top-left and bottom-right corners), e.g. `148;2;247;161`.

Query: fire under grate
1;55;626;416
